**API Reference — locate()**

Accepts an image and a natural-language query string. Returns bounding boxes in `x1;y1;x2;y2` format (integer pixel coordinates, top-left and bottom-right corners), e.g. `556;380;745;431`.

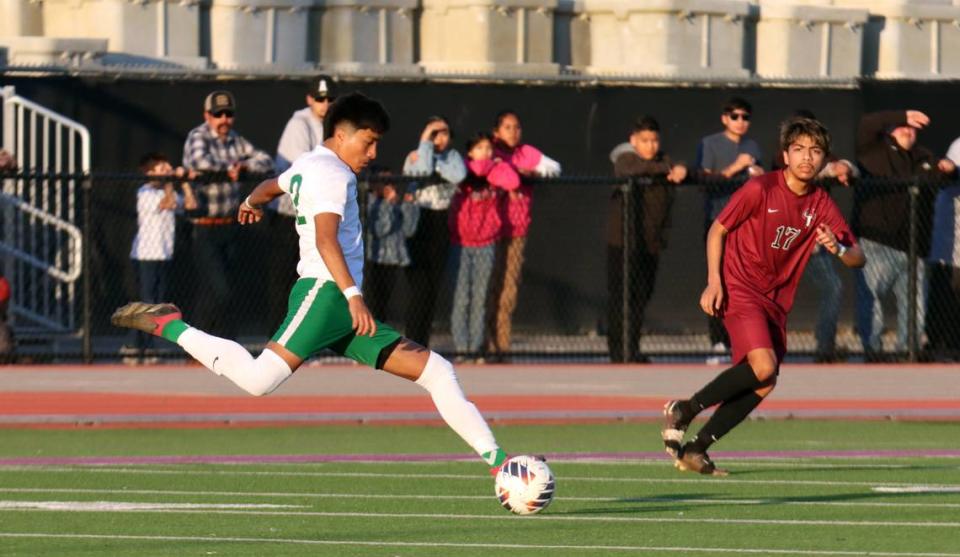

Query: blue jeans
807;246;842;354
855;238;926;353
128;259;171;351
451;244;495;354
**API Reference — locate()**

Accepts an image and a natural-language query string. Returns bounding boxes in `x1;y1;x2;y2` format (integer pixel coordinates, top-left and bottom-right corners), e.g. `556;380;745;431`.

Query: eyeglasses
210;110;234;119
727;112;751;122
311;95;334;103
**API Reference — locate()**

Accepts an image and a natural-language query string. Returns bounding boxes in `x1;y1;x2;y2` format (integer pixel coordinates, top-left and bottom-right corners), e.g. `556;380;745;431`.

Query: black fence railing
1;170;958;364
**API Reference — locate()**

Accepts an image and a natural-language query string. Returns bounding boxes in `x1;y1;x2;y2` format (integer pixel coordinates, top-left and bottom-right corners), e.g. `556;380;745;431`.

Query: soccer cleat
674;446;728;477
661;400;693;458
111;302;182;337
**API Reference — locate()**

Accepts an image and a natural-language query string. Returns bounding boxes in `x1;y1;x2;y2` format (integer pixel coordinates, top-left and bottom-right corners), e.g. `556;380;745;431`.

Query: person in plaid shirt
181;90;273;334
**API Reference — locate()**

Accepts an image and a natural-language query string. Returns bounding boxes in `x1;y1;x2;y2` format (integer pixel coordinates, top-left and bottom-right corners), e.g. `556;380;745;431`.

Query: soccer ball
494;455;556;515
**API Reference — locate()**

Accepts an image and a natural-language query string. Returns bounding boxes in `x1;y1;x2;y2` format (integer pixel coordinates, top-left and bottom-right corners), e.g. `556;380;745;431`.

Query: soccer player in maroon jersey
661;117;866;475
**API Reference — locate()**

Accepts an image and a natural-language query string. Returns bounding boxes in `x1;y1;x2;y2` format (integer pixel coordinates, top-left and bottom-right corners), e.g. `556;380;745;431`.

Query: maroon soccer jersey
717;170;856;313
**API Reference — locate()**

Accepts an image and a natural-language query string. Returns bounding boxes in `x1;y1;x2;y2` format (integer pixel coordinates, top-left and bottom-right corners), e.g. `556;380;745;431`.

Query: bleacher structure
0;85;88;344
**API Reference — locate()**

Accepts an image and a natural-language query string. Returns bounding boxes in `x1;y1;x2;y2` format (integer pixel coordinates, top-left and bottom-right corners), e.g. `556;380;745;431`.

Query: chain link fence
2;170;959;364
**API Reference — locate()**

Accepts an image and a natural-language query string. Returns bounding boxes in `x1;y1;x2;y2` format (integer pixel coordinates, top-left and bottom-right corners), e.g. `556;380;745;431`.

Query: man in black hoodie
854;110;957;361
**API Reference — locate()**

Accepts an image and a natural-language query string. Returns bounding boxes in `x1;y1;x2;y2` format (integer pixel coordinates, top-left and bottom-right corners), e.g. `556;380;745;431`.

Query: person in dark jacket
854;109;957;361
607;116;686;363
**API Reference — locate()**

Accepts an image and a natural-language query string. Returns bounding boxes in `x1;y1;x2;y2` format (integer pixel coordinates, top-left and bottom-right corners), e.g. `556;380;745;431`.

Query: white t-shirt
277;145;364;286
130;184;181;261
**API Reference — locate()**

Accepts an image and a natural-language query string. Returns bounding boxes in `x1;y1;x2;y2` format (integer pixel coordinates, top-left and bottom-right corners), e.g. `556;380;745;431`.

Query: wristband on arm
836;243;848;258
342;286;362;299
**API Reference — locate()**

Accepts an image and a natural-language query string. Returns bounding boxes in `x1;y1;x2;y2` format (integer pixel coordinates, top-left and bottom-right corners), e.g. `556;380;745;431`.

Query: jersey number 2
771;226;801;250
290;174;307;225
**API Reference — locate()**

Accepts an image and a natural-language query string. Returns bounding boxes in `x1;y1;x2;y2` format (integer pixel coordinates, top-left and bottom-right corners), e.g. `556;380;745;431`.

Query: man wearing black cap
276;75;338;172
267;77;340;327
182;90;273;335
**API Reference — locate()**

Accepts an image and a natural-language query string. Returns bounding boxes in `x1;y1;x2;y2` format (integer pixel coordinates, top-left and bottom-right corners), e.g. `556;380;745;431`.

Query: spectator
0;273;13;363
364;168;420;322
182;90;273;335
0;149;16;172
924;136;960;361
772;109;860;362
607;116;686;363
854;109;957;361
450;133;516;361
402;116;467;347
270;76;338;327
486;110;561;362
696;97;764;364
121;153;198;364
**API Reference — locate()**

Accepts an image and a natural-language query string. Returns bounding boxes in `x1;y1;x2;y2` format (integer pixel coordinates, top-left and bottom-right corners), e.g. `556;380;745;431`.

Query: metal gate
1;85;88;335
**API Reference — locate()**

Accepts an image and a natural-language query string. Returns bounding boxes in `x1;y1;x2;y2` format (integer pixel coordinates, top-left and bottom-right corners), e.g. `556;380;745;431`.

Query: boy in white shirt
122;153;197;363
112;94;511;476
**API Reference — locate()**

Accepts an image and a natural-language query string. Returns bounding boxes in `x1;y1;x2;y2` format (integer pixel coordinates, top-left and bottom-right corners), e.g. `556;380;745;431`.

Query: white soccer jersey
277;145;364;287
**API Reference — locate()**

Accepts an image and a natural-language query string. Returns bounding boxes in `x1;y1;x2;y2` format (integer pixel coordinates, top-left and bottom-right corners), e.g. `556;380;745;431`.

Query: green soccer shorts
271;278;402;368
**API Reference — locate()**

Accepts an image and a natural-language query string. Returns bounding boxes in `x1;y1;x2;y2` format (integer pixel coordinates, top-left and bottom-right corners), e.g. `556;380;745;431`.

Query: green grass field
1;421;959;556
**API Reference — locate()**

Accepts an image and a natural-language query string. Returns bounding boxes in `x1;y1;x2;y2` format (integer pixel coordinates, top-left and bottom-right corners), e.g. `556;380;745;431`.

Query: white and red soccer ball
494;455;556;515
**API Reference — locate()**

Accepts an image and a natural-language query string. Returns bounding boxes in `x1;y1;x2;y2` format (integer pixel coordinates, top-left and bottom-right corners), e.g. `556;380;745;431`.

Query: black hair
779;116;832;154
494;109;520;131
323;92;391;140
465;131;493;153
723;97;752;115
792;109;817;120
138;152;169;173
631;116;661;134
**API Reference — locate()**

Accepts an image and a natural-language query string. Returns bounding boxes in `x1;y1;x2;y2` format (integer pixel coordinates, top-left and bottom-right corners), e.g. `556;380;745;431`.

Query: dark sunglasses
311;94;335;102
727;112;751;121
211;110;234;118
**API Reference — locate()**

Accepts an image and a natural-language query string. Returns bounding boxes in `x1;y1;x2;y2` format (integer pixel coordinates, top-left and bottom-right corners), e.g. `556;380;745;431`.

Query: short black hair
792;108;817;120
465;131;493;153
323;92;391;140
138;152;169;173
631;116;660;134
779;116;832;154
723;97;752;115
494;109;519;131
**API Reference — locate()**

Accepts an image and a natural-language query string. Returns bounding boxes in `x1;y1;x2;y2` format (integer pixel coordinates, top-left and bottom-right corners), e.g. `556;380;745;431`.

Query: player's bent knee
242;349;293;396
748;356;779;382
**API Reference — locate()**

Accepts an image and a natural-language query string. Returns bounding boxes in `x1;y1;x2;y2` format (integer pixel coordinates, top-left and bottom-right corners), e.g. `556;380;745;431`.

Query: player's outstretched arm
700;220;728;316
314;213;377;337
237;178;283;225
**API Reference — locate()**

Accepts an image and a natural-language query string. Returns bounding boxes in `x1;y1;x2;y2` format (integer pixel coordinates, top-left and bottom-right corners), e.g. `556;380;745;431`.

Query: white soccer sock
415;352;500;457
177;328;292;396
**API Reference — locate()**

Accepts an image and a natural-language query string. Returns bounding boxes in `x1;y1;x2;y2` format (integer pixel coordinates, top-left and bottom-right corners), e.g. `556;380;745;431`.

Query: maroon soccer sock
691;362;762;410
688;391;764;453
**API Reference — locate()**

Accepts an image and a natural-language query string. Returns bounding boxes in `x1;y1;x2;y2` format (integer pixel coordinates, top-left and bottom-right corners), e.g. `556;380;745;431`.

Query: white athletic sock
177;327;292;396
415;351;500;457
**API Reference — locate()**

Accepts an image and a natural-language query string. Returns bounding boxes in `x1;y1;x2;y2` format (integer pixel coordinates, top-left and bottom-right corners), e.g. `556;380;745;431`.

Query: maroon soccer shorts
722;291;788;365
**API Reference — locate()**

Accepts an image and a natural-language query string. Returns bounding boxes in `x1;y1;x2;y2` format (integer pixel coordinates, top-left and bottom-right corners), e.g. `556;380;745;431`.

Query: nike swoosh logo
767;208;779;213
212;356;219;371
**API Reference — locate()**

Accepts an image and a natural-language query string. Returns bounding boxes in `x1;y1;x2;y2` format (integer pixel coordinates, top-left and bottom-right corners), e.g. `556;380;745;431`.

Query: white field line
873;487;960;494
4;466;958;489
4;487;960;510
1;506;959;528
0;501;305;511
1;532;959;557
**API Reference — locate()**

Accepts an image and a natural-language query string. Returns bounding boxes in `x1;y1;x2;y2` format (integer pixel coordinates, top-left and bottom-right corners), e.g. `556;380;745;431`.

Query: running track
1;362;959;426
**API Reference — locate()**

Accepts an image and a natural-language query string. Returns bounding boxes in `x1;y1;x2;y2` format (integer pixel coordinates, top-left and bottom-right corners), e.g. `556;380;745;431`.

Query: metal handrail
0;192;83;283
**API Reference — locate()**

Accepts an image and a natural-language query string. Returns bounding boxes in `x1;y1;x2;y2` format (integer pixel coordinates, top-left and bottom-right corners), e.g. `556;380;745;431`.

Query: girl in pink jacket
486;110;561;360
449;133;519;360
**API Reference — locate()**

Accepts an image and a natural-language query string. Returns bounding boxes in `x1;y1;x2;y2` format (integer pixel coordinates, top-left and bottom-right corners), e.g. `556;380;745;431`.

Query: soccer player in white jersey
112;93;510;473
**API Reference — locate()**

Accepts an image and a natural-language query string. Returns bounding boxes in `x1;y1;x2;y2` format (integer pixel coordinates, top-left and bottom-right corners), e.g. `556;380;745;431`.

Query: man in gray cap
182;90;273;335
